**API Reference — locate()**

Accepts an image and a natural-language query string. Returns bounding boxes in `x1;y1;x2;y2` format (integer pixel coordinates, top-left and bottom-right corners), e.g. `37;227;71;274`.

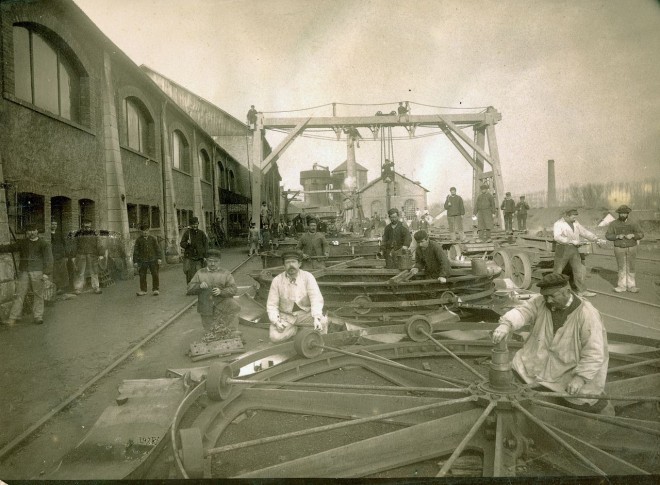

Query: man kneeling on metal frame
491;273;614;416
267;249;326;343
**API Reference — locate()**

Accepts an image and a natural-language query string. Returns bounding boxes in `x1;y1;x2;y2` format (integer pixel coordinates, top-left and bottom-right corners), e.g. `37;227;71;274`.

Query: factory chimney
547;159;556;207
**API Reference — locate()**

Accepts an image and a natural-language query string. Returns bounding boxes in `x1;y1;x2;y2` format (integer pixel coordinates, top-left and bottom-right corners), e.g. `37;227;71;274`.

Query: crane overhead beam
263;112;501;130
262;117;312;175
437;115;498;169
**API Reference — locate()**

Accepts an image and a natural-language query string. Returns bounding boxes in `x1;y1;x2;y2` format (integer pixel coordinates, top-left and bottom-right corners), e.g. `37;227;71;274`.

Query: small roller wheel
405;315;432;342
179;427;204;478
352;295;372;315
511;252;533;289
294;328;324;358
206;362;234;401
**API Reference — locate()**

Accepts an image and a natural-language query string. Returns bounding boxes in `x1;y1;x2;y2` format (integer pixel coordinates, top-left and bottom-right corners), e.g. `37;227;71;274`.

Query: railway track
0;256;255;465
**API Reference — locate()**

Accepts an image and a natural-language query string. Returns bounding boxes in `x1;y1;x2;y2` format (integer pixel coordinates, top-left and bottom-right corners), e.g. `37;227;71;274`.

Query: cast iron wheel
510;252;532;289
173;328;660;479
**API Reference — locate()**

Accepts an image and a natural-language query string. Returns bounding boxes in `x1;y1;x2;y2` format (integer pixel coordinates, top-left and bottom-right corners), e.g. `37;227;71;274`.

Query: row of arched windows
11;23;239;191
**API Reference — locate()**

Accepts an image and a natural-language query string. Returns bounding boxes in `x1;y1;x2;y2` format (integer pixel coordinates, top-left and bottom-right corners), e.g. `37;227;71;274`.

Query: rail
0;256;254;462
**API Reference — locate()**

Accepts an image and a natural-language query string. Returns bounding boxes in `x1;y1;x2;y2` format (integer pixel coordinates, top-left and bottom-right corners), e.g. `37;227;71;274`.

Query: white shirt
553;217;598;246
267;269;324;322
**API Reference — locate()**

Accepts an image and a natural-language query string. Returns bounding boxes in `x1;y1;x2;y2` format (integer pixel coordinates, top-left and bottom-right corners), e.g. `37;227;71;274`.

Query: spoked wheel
174;329;660;478
510;252;532;289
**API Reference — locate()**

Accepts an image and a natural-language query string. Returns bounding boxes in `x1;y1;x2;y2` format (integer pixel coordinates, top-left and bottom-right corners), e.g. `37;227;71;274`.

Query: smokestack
547;159;556;207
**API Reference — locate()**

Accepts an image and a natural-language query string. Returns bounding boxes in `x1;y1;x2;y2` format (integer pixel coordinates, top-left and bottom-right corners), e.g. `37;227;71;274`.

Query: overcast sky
74;0;660;204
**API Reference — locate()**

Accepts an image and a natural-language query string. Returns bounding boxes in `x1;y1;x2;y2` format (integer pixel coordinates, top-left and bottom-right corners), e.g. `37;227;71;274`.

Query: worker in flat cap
492;273;612;415
552;209;605;298
187;249;241;337
444;187;467;242
180;216;209;284
500;192;516;234
473;184;497;242
266;249;326;343
382;207;412;269
605;205;644;293
515;196;530;232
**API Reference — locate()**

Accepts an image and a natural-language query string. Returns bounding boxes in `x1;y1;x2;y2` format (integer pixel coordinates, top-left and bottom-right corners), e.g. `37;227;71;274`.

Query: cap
25;223;38;232
450;187;456;191
414;230;428;242
307;218;318;225
190;217;199;224
388;208;399;216
81;219;92;225
480;184;489;190
139;223;150;231
565;209;578;216
615;205;631;214
281;249;303;262
520;195;525;199
207;249;222;259
536;273;569;295
505;192;511;196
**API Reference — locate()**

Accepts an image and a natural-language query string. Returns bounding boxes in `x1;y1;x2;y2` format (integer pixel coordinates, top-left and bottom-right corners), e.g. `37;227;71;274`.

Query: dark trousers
138;261;160;291
504;213;514;232
517;214;527;230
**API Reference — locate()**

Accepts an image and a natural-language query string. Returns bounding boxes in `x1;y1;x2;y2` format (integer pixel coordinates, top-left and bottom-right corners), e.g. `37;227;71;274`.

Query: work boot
628;287;639;293
5;319;16;326
613;287;626;293
136;291;147;296
579;291;597;297
73;289;81;295
34;319;43;325
152;290;160;296
94;288;102;294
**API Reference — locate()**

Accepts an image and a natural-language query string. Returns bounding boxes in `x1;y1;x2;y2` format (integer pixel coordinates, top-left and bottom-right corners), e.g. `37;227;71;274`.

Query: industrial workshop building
0;0;280;308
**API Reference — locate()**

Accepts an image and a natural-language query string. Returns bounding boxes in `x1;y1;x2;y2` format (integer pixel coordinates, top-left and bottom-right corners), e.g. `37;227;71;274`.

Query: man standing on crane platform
474;184;497;242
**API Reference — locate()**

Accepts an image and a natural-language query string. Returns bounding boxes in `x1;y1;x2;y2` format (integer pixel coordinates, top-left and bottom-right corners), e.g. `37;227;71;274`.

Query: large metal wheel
492;250;512;279
511;252;533;289
173;327;660;478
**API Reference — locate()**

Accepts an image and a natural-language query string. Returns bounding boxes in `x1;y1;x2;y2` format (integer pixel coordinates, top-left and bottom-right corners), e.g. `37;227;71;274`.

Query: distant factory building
359;172;429;220
332;160;368;191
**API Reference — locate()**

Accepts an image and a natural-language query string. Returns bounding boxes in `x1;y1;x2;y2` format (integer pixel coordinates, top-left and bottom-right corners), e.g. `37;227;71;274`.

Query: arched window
123;97;152;154
217;162;226;189
172;130;190;173
228;170;236;192
200;149;211;181
13;24;82;122
404;199;417;219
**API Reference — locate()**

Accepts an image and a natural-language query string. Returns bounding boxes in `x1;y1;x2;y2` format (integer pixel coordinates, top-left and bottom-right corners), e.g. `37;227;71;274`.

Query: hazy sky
74;0;660;204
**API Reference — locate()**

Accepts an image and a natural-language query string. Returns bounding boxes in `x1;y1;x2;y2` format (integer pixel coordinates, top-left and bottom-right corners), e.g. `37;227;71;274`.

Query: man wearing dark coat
180;216;208;284
500;192;516;234
0;223;53;325
133;224;161;296
473;184;496;242
409;230;451;282
382;208;411;269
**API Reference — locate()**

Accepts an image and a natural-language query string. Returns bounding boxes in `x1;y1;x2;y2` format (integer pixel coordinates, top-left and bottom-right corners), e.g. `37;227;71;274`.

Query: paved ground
0;244;657;479
0;247;269;478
